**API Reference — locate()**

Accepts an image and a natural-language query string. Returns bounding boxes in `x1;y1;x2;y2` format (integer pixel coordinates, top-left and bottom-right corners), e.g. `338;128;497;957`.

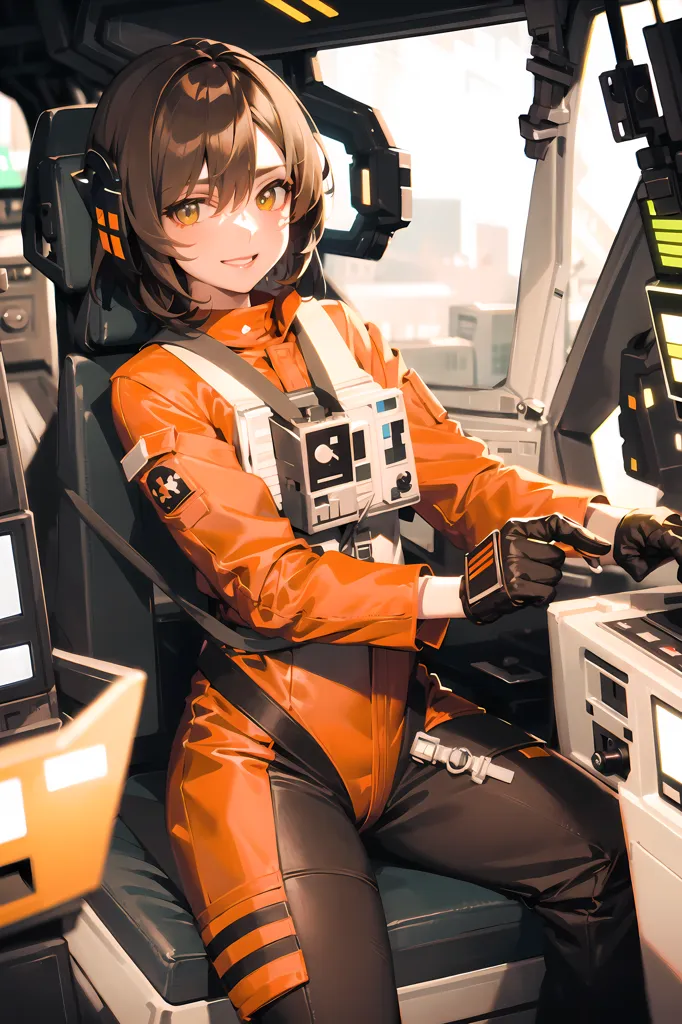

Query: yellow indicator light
676;434;682;452
663;314;682;345
361;168;371;206
658;243;682;257
672;357;682;383
644;388;655;408
262;0;311;22
628;394;637;410
654;232;682;244
652;219;682;231
300;0;339;15
668;343;682;358
661;256;682;268
630;457;638;472
648;199;656;215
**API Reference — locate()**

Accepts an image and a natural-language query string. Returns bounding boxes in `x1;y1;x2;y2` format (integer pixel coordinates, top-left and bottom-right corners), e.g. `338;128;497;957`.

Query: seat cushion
89;771;544;1004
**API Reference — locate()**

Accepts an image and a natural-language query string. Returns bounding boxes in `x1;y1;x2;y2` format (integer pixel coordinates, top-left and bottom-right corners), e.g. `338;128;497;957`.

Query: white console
549;586;682;1023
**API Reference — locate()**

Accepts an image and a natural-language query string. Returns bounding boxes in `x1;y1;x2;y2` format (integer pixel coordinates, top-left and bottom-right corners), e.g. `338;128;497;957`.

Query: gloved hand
613;507;682;582
460;514;611;625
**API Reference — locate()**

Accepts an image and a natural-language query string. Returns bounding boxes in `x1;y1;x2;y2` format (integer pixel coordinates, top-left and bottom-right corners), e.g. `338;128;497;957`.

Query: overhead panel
71;0;524;70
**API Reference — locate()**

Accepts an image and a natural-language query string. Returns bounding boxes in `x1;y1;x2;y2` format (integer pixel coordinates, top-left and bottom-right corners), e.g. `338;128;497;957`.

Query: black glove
460;514;611;625
613;507;682;582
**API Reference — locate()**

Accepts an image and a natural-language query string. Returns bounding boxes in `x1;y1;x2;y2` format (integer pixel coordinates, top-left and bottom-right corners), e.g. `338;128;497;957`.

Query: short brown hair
87;38;330;329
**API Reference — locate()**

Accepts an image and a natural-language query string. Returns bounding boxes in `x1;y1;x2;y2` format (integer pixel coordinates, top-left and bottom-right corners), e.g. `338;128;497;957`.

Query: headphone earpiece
72;145;133;264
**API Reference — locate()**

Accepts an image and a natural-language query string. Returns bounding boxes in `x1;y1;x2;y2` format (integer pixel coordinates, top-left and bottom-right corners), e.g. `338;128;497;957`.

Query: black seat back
23;106;205;764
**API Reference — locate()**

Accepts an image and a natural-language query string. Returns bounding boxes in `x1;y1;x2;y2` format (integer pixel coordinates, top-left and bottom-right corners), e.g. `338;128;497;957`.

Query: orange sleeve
111;372;438;649
320;301;604;552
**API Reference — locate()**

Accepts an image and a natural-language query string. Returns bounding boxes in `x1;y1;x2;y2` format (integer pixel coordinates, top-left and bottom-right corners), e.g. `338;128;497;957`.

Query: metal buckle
410;730;439;765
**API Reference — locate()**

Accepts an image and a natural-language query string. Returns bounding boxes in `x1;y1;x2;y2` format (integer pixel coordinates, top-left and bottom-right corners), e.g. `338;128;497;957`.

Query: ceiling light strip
262;0;311;23
300;0;340;16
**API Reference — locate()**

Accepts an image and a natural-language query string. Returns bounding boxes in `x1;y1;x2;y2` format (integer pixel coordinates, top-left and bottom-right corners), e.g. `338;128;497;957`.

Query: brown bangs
87;38;331;330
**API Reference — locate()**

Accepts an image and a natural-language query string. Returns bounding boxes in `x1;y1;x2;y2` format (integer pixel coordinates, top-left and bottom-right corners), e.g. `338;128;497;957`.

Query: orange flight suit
110;289;600;1020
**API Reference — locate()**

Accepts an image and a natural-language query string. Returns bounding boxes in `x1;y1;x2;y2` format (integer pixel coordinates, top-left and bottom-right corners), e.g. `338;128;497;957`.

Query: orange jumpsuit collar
204;290;302;348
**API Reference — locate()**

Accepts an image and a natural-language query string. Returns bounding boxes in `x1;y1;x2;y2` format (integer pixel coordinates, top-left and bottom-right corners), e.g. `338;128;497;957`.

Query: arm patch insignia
148;466;194;514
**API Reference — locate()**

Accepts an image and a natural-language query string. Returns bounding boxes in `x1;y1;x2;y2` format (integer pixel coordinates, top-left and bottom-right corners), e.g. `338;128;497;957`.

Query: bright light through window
0;534;21;620
318;24;535;389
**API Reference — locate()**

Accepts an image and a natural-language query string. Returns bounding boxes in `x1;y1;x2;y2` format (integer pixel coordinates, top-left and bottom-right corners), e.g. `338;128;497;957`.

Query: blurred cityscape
318;3;682;392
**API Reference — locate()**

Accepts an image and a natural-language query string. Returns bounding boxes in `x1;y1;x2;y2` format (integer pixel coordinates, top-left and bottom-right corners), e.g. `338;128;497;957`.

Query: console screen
655;702;682;785
647;606;682;642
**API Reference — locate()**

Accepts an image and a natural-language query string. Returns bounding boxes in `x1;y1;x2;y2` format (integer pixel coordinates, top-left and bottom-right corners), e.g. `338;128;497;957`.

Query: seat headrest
22;104;156;352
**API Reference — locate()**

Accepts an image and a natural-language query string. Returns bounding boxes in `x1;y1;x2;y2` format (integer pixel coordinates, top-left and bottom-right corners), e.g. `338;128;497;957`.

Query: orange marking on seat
108;211;119;231
520;746;551;758
111;234;125;259
98;229;111;253
95;207;105;225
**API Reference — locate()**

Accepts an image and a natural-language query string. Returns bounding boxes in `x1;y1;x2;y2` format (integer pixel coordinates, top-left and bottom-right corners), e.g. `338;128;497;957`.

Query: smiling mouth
221;255;258;268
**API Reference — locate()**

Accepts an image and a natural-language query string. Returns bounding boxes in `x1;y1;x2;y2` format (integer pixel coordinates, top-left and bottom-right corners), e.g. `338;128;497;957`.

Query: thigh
368;713;626;901
167;683;400;1024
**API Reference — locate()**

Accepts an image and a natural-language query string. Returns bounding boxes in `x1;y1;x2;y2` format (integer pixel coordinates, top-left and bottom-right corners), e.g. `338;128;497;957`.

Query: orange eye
256;184;288;212
172;200;202;226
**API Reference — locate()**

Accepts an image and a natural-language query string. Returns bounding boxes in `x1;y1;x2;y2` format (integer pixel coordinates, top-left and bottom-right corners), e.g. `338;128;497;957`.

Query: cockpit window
318;23;535;391
0;92;30;189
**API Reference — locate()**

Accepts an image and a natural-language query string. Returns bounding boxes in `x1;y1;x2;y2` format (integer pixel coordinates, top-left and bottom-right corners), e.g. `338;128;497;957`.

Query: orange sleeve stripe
213;917;296;979
230;950;308;1022
199;875;285;941
468;542;494;570
469;554;495;580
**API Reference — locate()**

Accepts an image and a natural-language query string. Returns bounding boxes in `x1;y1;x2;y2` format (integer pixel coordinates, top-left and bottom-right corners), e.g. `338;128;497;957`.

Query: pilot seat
22;103;545;1024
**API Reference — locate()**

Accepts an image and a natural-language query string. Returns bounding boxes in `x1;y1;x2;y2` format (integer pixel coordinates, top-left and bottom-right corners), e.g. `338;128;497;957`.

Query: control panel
0;254;55;376
549;587;682;1019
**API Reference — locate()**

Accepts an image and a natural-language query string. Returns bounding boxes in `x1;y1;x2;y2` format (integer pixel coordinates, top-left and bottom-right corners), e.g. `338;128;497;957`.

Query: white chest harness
127;298;420;564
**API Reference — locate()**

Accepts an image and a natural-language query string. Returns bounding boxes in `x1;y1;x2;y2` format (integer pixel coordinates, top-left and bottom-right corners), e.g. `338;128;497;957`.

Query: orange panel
108;211;119;231
98;229;111;253
111;235;125;259
96;207;105;225
520;745;551;759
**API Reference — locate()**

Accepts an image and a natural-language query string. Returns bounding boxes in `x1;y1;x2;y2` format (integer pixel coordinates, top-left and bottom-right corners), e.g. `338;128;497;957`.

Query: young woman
76;36;661;1024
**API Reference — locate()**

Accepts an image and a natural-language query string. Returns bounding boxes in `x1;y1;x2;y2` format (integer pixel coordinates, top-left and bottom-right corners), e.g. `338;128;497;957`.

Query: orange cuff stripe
469;555;494;579
468;543;494;570
214;917;296;979
230;950;308;1022
199;876;285;941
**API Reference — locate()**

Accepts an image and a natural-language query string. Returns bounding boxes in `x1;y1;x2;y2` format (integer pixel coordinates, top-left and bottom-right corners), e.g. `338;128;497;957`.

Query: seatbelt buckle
409;731;515;785
410;730;441;765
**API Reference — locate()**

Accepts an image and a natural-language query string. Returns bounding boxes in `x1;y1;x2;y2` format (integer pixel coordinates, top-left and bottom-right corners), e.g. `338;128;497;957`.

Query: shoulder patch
148;466;194;514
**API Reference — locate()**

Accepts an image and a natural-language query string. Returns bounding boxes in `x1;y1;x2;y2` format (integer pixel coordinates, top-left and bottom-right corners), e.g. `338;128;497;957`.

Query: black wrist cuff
461;531;508;625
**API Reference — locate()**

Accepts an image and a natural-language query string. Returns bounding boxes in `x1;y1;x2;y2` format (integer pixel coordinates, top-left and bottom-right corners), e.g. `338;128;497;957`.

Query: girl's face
163;128;292;299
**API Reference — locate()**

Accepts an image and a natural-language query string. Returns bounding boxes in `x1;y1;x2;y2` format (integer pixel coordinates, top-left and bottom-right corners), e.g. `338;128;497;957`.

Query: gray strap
152;330;305;425
65;488;300;654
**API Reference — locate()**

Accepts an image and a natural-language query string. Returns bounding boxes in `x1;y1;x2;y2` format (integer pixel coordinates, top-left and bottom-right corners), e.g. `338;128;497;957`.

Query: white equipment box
549;586;682;1024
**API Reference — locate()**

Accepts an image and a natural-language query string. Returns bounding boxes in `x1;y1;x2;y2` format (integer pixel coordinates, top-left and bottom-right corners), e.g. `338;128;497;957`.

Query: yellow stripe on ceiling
300;0;339;15
262;0;311;22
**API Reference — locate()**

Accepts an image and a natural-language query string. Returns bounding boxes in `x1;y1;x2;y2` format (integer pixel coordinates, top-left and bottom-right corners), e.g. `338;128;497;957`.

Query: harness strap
198;640;354;818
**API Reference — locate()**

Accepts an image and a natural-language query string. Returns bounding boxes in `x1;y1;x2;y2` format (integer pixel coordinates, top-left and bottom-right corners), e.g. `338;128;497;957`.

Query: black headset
71;40;239;268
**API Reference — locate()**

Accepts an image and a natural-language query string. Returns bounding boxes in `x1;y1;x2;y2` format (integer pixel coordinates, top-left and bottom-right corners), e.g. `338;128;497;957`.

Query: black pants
249;713;649;1024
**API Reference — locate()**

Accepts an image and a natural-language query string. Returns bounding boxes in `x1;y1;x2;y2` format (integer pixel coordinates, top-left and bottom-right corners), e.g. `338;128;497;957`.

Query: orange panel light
263;0;311;22
300;0;339;15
